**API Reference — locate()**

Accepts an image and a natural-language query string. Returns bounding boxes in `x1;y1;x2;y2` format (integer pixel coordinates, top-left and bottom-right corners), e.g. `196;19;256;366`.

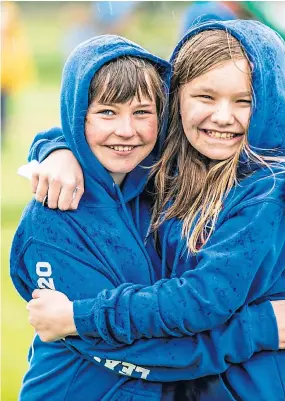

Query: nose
114;116;135;138
211;102;235;126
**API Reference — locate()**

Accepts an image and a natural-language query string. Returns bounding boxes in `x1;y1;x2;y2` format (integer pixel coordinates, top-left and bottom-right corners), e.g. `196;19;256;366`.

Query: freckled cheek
181;102;203;129
181;112;198;136
85;119;113;145
137;117;158;142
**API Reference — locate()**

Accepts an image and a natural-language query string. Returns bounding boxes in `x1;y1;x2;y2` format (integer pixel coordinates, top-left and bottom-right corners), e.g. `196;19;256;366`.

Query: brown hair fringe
88;56;167;136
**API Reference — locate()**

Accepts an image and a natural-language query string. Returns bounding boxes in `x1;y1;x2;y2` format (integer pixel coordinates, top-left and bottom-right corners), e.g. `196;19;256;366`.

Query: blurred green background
2;1;284;400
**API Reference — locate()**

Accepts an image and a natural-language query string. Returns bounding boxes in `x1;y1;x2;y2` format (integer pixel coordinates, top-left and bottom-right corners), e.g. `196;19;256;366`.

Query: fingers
34;176;80;210
35;174;49;204
70;184;84;210
32;289;54;299
30;149;84;209
27;299;40;327
47;178;62;209
32;289;41;299
33;174;83;210
31;172;39;194
57;181;77;211
27;299;38;315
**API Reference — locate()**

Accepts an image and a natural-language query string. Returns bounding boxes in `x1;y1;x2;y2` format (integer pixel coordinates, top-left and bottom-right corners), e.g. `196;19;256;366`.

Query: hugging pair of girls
11;20;285;401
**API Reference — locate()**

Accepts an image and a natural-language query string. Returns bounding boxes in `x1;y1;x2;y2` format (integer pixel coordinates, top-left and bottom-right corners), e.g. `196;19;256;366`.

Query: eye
236;99;252;105
98;109;115;116
197;95;214;100
134;110;151;115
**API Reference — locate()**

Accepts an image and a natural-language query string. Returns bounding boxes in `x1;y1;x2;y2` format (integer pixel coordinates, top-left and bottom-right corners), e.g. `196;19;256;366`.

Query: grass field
1;3;183;399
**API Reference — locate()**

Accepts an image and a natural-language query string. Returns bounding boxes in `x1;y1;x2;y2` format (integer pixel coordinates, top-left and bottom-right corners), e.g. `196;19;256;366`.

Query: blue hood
60;34;171;201
172;20;285;156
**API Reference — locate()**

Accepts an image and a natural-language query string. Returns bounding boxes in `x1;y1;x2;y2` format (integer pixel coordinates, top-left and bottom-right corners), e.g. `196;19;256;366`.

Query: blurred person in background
180;1;238;36
1;1;36;142
92;1;138;34
60;2;138;58
180;1;285;39
60;4;97;58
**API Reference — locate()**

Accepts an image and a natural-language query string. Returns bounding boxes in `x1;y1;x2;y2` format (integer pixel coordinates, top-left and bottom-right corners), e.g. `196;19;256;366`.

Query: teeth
109;145;134;151
203;129;236;140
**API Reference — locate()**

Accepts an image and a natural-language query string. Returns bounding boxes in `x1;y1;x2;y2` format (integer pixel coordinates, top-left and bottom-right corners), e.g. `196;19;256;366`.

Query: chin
210;155;232;161
200;150;235;161
110;167;136;174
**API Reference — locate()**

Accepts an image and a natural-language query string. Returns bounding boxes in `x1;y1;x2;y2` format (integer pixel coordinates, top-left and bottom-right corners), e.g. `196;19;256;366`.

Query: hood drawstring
135;195;140;233
171;237;185;279
161;219;186;279
161;219;175;279
114;183;155;284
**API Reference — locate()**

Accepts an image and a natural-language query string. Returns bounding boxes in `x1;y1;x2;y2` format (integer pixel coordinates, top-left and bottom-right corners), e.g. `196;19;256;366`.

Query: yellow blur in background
2;2;36;93
1;2;285;400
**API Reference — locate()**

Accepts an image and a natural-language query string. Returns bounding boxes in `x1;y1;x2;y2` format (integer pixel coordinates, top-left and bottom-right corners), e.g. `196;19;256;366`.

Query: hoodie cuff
38;141;70;163
248;301;279;353
73;299;100;338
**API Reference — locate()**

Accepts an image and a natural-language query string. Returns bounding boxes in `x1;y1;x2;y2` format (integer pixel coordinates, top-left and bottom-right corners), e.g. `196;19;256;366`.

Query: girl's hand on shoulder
271;300;285;349
32;149;84;210
27;289;77;342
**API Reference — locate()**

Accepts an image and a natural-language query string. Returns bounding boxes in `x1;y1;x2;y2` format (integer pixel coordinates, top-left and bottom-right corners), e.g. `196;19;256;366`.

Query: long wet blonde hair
151;29;284;254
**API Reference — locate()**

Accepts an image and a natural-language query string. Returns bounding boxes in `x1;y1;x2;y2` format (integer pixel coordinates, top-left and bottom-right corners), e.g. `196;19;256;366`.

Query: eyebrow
95;102;154;107
195;86;252;97
133;103;155;107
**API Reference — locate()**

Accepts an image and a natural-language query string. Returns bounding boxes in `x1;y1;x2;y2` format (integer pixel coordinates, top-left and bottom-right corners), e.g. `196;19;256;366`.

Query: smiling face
85;96;158;185
179;58;252;160
84;56;166;185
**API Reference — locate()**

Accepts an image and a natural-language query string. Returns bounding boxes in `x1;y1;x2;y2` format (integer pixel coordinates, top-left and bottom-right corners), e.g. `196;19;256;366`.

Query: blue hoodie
27;21;285;401
11;33;277;401
22;28;282;399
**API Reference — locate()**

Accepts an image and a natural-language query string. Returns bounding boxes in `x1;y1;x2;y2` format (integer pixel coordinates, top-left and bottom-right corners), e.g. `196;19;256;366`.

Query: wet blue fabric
70;21;285;401
24;22;285;400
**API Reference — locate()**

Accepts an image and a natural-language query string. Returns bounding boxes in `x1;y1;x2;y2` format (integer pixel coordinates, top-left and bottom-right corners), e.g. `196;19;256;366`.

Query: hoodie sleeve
67;300;278;382
28;127;69;163
10;231;278;382
73;200;285;343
